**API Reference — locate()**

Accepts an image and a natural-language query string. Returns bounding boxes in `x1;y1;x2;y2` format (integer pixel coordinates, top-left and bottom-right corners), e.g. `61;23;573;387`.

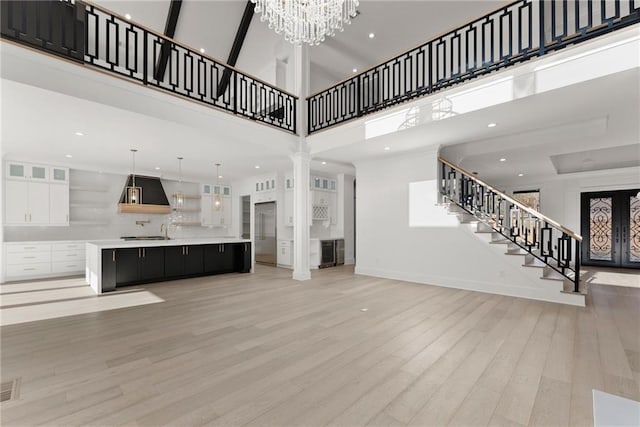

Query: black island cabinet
101;242;251;291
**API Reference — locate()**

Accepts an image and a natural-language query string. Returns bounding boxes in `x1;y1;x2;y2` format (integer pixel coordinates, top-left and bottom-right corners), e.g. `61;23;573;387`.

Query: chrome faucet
160;223;169;240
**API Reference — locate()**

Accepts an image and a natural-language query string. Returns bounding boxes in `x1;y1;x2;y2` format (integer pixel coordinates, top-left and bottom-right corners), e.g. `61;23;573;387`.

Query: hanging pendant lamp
175;157;184;208
213;163;223;212
125;149;142;204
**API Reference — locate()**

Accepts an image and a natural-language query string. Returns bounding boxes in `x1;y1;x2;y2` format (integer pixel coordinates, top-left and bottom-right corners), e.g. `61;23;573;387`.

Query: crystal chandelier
251;0;359;46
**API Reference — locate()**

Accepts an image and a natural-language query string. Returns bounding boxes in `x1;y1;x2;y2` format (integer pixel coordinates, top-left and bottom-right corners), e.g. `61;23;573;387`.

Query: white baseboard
354;266;585;307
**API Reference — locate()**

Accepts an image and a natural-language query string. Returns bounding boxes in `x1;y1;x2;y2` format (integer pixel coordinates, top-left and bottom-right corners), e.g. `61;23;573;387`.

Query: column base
292;270;311;281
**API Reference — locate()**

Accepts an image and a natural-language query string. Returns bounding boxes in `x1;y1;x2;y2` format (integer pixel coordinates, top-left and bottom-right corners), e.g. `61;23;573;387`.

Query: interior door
581;189;640;268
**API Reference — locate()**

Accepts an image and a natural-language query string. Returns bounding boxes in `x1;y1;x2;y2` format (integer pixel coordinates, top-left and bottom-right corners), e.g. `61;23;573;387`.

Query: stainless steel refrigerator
254;202;277;265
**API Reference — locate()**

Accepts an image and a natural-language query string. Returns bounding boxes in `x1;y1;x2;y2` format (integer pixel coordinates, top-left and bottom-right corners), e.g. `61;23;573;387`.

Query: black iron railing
439;157;582;293
308;0;640;134
0;0;297;133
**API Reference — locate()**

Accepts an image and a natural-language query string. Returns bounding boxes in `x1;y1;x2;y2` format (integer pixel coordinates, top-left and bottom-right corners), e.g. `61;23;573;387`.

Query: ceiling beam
218;1;254;98
154;0;183;82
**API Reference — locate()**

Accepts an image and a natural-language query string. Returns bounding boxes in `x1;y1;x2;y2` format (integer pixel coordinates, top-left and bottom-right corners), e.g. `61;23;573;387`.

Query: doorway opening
241;195;251;239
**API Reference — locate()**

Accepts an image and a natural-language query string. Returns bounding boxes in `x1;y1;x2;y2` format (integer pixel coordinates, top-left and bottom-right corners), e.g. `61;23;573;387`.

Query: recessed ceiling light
352;68;358;73
321;161;327;165
255;165;260;169
518;173;524;177
369;33;375;39
124;13;131;20
74;131;84;136
499;158;506;162
487;123;497;128
154;166;161;170
65;154;73;158
384;146;391;151
218;175;223;179
199;48;205;54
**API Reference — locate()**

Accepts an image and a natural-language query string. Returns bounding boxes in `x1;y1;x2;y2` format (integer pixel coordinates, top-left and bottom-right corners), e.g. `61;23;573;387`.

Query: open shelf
173;193;201;199
69;186;109;192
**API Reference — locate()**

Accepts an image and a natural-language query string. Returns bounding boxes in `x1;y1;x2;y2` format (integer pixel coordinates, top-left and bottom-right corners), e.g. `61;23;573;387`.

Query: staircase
439;157;586;306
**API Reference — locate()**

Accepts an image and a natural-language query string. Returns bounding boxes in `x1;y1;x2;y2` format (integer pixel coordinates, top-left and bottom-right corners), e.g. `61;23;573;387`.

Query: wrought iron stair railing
307;0;640;134
439;157;583;293
0;0;297;133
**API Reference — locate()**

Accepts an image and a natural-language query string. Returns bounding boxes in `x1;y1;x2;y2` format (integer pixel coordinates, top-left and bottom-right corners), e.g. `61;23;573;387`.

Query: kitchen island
86;238;251;294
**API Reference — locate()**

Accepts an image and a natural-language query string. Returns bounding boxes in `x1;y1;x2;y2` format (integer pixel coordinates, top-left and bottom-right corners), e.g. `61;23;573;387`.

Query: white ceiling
92;0;505;93
1;2;637;188
307;66;639;182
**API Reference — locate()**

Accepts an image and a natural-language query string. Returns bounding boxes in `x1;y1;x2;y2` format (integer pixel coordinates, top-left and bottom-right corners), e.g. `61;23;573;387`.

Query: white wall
354;149;583;305
494;167;640;236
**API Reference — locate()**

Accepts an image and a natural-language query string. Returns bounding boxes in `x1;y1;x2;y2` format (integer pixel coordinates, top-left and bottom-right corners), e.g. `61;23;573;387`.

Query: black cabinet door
204;244;222;274
204;244;234;274
234;242;251;273
101;249;117;292
115;248;140;285
184;245;204;275
219;243;235;273
139;247;165;282
164;246;185;278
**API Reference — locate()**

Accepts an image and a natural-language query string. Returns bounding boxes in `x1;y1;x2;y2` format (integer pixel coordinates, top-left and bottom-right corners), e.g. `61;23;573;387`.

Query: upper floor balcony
1;0;639;135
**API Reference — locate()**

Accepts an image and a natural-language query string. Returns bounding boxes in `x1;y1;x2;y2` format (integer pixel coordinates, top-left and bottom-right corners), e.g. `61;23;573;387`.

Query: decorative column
291;43;311;281
291;151;311;280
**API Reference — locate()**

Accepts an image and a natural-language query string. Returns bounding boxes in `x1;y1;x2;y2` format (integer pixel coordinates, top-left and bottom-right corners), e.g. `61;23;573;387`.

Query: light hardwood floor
1;265;639;426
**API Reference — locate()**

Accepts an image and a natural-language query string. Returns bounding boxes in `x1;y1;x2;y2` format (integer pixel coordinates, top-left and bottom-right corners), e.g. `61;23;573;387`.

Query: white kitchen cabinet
284;189;294;226
29;182;50;224
5;180;29;224
51;167;69;184
254;176;277;202
201;184;231;227
4;162;70;226
277;240;293;267
5;180;50;225
49;183;70;225
4;241;86;280
6;161;50;181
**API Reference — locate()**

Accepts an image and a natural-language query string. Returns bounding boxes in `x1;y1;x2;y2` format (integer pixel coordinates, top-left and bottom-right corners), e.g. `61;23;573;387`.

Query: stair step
505;249;527;256
522;259;546;268
490;239;511;244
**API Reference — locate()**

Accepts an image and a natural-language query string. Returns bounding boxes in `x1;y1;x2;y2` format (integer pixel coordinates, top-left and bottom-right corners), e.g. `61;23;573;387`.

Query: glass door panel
581;189;640;268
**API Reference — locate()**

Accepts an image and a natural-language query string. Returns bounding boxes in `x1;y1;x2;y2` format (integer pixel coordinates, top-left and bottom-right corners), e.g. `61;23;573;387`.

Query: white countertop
87;238;251;249
4;240;98;245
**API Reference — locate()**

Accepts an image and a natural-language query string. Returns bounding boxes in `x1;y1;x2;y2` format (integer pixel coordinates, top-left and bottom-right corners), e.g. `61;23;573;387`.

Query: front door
581;189;640;268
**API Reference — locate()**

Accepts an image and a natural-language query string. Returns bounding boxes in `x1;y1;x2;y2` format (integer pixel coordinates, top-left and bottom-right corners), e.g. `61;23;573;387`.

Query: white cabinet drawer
52;250;85;262
52;242;84;251
278;240;292;247
5;243;51;253
6;251;51;265
6;262;51;277
52;261;84;274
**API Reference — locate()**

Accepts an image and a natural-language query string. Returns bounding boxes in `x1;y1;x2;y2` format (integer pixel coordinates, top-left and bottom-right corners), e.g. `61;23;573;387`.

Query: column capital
290;151;312;163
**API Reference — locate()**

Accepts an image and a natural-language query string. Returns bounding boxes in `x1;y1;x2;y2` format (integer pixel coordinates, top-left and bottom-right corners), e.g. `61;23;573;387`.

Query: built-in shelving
171;192;201;227
69;186;109;193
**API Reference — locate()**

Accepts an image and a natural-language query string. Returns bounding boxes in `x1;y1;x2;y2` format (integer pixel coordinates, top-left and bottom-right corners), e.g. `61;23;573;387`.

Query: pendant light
175;157;184;208
213;163;223;212
125;149;141;204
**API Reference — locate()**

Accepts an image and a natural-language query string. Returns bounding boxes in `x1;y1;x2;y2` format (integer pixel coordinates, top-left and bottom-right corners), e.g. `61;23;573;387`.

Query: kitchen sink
120;236;170;240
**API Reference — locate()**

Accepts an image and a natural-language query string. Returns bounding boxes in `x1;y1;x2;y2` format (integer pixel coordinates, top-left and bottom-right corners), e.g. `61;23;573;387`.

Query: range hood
118;175;171;214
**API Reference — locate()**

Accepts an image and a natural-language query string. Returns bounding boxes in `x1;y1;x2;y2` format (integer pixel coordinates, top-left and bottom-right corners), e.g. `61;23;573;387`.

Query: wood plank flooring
1;265;639;426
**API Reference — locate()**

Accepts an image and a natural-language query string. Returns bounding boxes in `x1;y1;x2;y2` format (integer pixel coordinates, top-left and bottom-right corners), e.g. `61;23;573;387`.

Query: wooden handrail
81;0;299;100
438;156;582;241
